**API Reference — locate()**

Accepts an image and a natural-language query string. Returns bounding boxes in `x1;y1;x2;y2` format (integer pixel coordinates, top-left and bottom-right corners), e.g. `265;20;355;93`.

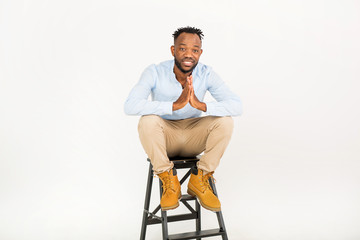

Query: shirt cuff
204;102;217;116
160;101;174;115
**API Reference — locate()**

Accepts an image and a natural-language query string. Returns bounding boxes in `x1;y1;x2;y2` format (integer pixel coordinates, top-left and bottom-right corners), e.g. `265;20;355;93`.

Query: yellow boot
187;167;221;212
157;168;181;211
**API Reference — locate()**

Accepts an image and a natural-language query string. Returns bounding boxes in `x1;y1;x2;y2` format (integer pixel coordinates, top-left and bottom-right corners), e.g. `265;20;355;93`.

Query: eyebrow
179;43;201;48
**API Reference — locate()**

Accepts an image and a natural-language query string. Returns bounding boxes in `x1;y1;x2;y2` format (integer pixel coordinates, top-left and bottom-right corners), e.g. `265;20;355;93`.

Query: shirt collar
169;59;200;81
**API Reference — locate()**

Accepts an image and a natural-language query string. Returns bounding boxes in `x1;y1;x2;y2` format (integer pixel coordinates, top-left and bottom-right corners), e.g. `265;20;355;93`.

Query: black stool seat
140;156;228;240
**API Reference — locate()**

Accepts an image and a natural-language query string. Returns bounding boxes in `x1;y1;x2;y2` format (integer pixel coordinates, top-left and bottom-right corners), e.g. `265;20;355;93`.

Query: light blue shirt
124;60;242;120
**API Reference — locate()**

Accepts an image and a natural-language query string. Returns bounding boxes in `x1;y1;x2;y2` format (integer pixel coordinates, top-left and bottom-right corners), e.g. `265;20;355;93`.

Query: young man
124;26;242;212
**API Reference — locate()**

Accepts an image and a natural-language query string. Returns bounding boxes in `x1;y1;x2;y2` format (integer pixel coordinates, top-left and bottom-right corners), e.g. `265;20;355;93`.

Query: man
124;26;242;212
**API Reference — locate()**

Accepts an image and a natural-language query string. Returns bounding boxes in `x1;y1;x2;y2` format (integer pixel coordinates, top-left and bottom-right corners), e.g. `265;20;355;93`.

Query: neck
173;64;192;84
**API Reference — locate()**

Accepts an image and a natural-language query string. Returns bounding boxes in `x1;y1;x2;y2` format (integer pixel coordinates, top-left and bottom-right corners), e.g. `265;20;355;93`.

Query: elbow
231;99;243;116
233;106;242;116
124;100;135;115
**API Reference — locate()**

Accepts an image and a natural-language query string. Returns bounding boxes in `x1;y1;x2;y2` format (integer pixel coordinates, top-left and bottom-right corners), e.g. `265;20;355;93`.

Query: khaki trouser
138;115;234;174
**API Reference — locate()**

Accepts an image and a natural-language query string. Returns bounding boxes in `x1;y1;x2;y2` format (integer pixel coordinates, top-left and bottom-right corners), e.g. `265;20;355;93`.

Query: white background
1;0;360;239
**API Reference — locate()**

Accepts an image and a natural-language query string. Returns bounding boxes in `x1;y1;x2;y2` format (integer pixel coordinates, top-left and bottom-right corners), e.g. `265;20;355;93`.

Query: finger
185;82;191;91
187;75;193;84
188;84;193;93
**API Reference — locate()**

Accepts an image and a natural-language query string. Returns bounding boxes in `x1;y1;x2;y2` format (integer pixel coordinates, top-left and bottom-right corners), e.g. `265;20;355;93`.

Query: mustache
182;58;195;62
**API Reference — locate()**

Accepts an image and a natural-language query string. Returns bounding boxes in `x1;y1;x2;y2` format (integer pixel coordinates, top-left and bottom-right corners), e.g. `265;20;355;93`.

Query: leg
139;115;184;211
184;117;232;212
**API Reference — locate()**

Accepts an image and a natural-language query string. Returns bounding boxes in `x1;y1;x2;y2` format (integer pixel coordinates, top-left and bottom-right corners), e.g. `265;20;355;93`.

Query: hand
189;90;207;112
173;75;207;112
188;76;207;112
172;77;191;111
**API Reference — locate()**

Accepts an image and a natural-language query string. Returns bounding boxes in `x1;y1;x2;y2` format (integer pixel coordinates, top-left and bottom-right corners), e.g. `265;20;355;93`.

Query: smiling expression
171;33;203;74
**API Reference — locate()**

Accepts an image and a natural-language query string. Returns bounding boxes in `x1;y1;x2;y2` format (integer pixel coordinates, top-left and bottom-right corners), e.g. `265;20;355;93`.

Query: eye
193;49;199;53
180;48;186;51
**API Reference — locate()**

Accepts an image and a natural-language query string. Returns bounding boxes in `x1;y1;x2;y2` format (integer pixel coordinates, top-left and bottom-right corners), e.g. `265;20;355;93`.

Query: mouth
182;60;194;67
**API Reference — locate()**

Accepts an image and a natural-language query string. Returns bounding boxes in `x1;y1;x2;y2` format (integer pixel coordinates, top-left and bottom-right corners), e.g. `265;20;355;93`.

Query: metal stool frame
140;156;228;240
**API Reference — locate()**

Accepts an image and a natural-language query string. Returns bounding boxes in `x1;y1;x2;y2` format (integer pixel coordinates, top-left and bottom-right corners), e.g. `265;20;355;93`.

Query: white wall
1;0;360;239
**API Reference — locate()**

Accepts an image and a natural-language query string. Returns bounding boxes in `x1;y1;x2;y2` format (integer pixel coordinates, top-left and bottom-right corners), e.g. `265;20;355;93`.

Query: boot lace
159;174;175;194
199;172;215;193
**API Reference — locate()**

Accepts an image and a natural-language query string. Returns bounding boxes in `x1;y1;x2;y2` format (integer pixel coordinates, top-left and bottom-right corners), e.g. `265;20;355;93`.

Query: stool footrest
168;228;225;240
180;194;197;201
147;212;198;225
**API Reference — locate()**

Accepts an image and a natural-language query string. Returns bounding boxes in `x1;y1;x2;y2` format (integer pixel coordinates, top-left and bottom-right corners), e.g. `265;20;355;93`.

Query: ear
170;45;175;56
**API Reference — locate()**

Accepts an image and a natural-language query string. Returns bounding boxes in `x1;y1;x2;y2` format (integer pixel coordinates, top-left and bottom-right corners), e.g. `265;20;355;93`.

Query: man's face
171;33;203;74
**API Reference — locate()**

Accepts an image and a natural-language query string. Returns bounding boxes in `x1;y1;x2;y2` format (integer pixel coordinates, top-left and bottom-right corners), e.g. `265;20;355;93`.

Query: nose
184;49;193;57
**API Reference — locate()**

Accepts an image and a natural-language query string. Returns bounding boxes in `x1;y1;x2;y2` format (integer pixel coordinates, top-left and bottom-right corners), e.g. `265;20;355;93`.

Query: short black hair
172;26;204;42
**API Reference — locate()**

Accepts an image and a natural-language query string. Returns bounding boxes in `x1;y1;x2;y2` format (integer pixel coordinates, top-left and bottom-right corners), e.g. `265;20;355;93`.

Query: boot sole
161;192;182;211
161;202;179;211
187;188;221;212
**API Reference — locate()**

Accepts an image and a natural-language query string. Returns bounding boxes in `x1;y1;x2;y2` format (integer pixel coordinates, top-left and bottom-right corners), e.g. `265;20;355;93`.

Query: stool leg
209;179;228;240
195;199;201;240
159;180;169;240
140;163;154;240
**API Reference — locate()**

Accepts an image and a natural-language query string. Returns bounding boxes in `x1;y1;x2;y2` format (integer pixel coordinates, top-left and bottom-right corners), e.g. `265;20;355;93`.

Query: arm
124;66;173;116
205;71;242;117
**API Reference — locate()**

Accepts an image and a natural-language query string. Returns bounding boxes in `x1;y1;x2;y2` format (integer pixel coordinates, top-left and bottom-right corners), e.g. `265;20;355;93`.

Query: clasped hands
172;75;207;112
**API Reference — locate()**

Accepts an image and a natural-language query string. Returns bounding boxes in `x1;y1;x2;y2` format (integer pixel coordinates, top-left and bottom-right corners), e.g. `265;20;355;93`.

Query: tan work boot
187;167;221;212
157;168;181;211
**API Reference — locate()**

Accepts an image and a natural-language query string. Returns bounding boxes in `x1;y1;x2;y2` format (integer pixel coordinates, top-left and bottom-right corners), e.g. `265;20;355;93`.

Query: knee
138;115;164;134
214;116;234;135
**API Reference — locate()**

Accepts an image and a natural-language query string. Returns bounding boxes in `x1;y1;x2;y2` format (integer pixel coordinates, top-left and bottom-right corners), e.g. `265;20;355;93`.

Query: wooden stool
140;156;228;240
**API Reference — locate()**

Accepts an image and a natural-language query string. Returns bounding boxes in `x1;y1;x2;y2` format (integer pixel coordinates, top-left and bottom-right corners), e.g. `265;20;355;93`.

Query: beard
174;55;198;74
